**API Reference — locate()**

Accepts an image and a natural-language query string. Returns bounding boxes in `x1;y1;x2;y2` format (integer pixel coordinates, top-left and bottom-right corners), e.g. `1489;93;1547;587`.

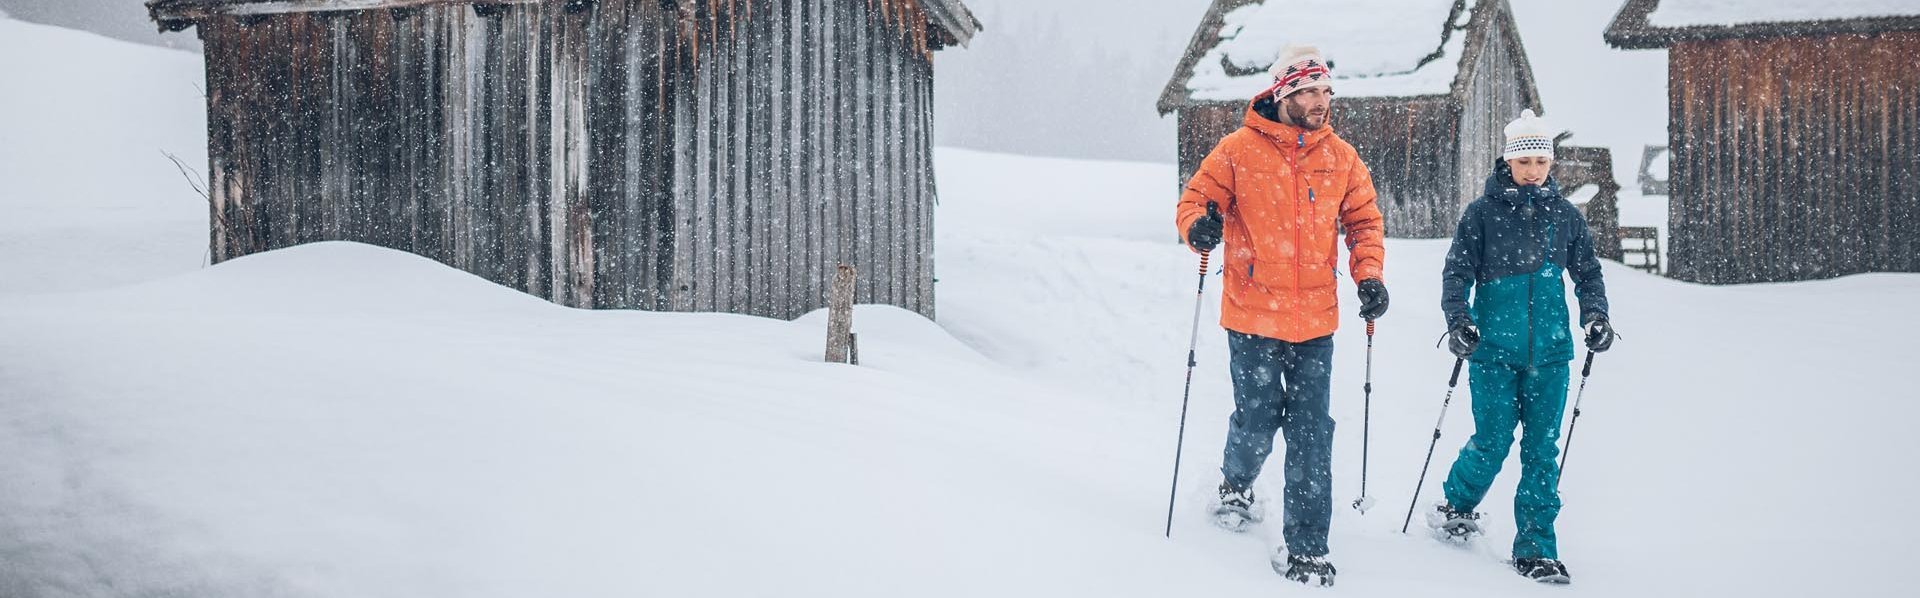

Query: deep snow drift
3;11;1917;598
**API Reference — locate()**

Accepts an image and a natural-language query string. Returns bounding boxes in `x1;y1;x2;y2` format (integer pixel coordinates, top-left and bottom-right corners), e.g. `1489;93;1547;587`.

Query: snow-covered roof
147;0;538;30
921;0;982;48
1606;0;1920;49
1158;0;1540;112
1648;0;1920;27
147;0;978;46
1183;0;1473;102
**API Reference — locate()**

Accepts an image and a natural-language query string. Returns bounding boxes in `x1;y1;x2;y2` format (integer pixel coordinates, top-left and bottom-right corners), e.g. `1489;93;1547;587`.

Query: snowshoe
1425;501;1482;542
1512;558;1571;584
1210;481;1262;532
1271;553;1336;587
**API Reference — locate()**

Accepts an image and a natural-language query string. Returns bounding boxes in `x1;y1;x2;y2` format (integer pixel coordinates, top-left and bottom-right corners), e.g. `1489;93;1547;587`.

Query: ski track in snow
3;14;1918;598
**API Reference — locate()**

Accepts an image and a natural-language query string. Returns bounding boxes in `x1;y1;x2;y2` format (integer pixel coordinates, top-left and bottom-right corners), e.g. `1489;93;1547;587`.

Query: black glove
1187;202;1223;253
1356;278;1388;320
1584;315;1615;352
1445;319;1480;359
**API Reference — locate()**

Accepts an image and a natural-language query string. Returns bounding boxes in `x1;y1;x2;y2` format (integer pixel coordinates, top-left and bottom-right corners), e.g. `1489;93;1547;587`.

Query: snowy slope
933;148;1920;598
0;15;208;293
5;146;1917;597
4;13;1919;598
0;242;1275;598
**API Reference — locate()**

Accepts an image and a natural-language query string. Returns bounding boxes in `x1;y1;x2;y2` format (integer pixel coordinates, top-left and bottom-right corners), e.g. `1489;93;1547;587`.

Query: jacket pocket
1245;257;1336;292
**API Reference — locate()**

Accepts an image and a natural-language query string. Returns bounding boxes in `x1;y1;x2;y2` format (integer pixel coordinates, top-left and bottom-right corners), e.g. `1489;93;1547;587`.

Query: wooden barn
147;0;977;318
1606;0;1920;284
1158;0;1543;238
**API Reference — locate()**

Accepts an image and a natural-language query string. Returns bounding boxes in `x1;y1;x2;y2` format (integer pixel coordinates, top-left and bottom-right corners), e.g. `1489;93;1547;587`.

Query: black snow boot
1274;554;1336;587
1426;501;1482;541
1211;481;1261;532
1513;558;1571;584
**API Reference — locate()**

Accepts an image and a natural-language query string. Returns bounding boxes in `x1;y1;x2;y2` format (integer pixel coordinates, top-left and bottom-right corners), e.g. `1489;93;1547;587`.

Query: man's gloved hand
1187;202;1223;253
1584;315;1615;353
1446;319;1480;359
1356;278;1388;320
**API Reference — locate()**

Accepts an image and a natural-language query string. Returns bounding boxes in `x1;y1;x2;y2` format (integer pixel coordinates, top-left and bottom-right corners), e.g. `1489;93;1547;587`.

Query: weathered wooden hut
148;0;977;318
1605;0;1920;283
1159;0;1542;238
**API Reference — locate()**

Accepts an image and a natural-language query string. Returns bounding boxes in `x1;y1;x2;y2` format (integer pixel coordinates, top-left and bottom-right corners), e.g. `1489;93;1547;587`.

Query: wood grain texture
191;0;948;318
1667;32;1920;283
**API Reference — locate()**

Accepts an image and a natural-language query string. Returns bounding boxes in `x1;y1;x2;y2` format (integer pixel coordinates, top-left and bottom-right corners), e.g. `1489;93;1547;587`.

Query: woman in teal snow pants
1433;110;1616;585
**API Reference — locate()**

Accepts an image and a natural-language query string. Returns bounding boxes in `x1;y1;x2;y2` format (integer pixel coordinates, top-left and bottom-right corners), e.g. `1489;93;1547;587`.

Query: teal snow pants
1441;360;1569;560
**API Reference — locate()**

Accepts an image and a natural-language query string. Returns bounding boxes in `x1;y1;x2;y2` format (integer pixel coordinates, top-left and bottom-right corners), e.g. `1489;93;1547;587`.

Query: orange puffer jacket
1176;97;1386;343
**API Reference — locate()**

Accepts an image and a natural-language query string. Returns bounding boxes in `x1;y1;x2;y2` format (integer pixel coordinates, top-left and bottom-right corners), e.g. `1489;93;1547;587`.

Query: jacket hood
1483;158;1562;206
1245;95;1335;151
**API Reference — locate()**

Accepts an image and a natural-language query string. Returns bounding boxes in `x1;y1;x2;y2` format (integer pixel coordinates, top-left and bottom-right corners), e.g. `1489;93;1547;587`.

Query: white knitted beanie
1502;109;1555;160
1262;45;1333;100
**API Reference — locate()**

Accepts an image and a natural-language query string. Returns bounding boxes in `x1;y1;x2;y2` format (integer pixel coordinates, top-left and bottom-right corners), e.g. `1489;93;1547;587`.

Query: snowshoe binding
1512;558;1571;584
1425;501;1482;542
1210;481;1262;532
1272;553;1336;587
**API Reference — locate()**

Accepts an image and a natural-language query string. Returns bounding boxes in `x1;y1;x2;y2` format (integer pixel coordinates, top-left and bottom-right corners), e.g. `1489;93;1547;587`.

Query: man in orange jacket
1174;44;1387;587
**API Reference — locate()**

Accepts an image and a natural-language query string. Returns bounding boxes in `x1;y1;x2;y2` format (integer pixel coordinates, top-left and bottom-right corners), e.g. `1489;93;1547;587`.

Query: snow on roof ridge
1186;0;1476;100
1648;0;1920;28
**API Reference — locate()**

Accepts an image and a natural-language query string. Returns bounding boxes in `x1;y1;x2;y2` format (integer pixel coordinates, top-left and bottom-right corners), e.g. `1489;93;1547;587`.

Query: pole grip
1581;351;1595;378
1198;251;1211;276
1447;357;1465;387
1366;320;1375;337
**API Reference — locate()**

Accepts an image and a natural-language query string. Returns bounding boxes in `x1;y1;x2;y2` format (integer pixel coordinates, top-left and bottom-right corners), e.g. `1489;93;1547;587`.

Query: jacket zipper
1295;134;1306;287
1526;197;1538;365
1526;267;1536;365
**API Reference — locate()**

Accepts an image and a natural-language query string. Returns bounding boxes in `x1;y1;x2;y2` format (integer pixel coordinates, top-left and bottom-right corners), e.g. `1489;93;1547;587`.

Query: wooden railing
1619;226;1661;274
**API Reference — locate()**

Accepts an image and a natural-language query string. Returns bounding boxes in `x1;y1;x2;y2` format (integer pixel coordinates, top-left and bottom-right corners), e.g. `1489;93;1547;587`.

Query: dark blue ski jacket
1441;161;1609;367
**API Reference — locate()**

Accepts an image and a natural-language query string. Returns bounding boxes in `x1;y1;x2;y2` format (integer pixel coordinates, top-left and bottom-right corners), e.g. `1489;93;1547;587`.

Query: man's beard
1286;102;1329;130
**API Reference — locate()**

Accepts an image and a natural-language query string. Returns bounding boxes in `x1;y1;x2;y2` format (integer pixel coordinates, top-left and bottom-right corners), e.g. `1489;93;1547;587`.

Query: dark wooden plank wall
611;0;936;318
1173;103;1241;197
1339;98;1460;239
1668;32;1920;283
197;0;941;318
583;0;676;311
202;5;576;300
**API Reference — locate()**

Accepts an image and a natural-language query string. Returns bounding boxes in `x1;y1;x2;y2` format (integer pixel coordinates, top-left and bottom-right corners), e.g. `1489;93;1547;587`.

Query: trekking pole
1350;319;1376;514
1165;202;1219;538
1556;351;1596;490
1402;357;1466;533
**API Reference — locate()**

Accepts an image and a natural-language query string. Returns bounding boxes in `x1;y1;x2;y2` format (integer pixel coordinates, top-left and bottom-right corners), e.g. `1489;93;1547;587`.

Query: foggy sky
934;0;1215;163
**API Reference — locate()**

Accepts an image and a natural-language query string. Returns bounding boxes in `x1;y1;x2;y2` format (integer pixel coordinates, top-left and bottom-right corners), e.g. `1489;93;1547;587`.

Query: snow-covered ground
0;15;207;294
3;12;1918;598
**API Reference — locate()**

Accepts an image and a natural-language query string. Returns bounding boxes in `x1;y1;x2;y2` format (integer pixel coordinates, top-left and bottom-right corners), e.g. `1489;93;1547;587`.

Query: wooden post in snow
825;264;857;364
